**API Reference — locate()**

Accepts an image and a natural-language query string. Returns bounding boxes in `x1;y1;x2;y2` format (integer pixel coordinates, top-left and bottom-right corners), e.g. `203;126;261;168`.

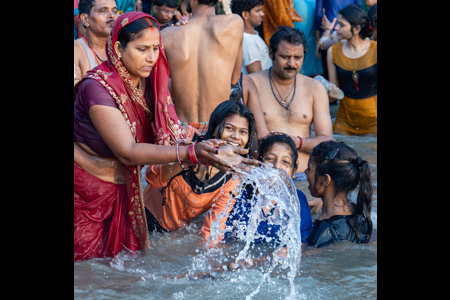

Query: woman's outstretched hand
194;140;260;173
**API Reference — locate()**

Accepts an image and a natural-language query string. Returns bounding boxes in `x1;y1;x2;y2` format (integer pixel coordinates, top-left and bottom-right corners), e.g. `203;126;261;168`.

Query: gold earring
117;52;121;59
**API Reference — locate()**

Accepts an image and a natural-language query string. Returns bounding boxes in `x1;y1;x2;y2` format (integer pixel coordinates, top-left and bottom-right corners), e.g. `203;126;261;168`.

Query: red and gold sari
74;12;189;261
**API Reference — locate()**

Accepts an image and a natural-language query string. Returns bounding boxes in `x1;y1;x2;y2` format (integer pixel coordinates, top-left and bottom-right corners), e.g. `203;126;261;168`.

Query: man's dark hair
230;0;265;19
154;0;179;9
269;26;308;57
198;0;219;6
78;0;96;15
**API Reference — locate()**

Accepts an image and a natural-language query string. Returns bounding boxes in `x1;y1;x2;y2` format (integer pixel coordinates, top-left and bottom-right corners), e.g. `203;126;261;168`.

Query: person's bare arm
231;20;244;86
243;75;270;140
327;46;338;87
89;105;255;171
74;42;84;86
245;60;262;74
298;81;333;154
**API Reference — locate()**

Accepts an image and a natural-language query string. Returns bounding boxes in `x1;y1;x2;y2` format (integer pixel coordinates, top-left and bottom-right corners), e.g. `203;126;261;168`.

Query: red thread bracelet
297;136;303;150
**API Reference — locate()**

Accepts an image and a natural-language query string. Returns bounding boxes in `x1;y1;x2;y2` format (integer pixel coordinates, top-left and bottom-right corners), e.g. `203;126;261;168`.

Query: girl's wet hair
310;140;373;233
204;100;256;155
117;17;159;49
258;132;298;174
339;4;373;39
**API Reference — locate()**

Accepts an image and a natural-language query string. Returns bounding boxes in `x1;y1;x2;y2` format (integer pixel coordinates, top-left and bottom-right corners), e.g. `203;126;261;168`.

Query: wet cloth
225;187;313;243
332;41;377;136
144;165;237;243
74;12;189;261
74;162;140;260
229;72;244;105
307;213;371;248
180;121;209;137
262;0;302;46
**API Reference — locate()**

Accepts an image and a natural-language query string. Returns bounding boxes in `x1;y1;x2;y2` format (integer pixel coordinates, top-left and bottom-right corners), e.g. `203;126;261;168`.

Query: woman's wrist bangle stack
297;136;303;150
188;142;199;164
176;143;188;170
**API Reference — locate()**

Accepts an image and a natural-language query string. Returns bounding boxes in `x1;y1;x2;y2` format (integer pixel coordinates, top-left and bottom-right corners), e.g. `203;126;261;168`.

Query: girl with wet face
225;132;313;245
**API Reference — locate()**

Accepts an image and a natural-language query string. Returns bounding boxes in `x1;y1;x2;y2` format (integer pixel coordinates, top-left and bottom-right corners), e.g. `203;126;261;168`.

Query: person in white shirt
231;0;272;74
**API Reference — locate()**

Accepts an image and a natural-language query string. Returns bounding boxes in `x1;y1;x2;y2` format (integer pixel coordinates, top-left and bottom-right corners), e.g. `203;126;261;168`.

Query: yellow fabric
332;41;377;136
262;0;302;45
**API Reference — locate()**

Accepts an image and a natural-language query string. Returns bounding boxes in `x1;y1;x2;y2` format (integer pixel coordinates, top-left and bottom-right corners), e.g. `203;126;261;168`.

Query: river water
74;111;377;299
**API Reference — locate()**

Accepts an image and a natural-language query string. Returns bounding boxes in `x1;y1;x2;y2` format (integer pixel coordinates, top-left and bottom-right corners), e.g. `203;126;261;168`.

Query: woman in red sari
74;12;254;261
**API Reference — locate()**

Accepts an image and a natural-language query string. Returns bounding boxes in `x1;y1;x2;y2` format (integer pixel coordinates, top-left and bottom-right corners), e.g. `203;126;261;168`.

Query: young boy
152;0;179;30
231;0;272;74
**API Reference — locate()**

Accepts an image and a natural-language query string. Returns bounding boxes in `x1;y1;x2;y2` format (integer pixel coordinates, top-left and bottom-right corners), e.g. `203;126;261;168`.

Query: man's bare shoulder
248;69;269;82
300;74;326;93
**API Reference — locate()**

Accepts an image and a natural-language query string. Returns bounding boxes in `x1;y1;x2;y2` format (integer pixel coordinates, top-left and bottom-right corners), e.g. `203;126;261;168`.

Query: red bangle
188;143;199;164
297;136;303;150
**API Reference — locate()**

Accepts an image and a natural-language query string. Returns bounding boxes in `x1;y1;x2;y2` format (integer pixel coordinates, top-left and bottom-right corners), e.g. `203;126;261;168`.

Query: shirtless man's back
161;2;244;124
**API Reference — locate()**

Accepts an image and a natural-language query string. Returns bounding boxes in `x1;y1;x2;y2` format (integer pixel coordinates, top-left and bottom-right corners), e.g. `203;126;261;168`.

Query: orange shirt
144;165;238;244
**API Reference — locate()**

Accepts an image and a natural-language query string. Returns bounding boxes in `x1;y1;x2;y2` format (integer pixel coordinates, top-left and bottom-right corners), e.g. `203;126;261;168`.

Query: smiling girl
143;100;256;244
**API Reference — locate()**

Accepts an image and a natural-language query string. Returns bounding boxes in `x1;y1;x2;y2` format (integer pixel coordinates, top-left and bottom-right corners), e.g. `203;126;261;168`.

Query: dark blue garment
308;213;371;248
142;0;153;14
225;187;313;244
314;0;363;32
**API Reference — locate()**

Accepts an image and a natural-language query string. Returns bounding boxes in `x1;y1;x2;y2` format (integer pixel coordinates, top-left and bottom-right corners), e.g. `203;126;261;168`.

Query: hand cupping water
194;142;259;173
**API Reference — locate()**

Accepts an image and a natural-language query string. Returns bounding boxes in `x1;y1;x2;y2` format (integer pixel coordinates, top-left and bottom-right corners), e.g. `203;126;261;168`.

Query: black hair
258;132;298;175
204;100;256;156
160;100;255;201
339;4;373;39
230;0;265;19
198;0;219;6
117;17;159;49
78;0;96;16
368;3;377;29
269;26;308;57
153;0;179;8
310;140;373;234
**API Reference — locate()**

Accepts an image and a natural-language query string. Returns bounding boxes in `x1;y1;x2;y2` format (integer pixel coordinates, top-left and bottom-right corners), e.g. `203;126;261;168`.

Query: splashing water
198;163;302;299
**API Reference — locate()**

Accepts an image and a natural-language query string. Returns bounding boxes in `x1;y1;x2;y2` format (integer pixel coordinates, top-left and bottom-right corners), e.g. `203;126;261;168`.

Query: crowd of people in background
74;0;377;262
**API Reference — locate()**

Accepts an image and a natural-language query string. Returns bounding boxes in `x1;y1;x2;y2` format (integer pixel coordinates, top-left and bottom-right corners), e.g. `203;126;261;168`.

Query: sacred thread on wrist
297;136;303;150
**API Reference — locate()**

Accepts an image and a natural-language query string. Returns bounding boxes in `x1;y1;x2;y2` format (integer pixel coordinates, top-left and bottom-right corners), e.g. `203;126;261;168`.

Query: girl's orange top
144;165;237;244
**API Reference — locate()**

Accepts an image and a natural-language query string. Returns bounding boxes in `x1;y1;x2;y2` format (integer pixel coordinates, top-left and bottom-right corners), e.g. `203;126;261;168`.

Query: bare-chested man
249;26;333;174
161;0;244;135
74;0;118;86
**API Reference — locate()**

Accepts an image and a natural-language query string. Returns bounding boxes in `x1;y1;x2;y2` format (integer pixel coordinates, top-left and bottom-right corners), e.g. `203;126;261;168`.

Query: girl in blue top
225;132;313;244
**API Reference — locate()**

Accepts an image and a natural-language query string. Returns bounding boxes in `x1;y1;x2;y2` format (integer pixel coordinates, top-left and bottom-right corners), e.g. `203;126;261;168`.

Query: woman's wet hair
117;17;159;49
204;100;256;155
258;132;298;175
269;26;308;57
310;140;373;232
339;4;373;39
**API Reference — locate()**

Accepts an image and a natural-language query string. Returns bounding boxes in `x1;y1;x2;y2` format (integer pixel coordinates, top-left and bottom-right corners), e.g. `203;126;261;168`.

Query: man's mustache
284;67;297;71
